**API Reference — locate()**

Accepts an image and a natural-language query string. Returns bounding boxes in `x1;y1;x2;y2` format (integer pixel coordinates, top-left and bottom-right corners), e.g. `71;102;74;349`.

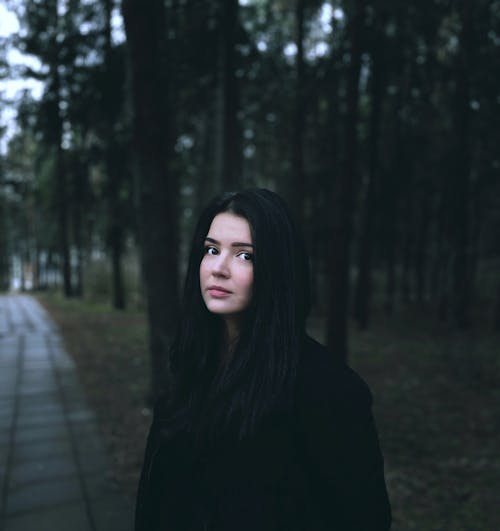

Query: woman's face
199;212;254;323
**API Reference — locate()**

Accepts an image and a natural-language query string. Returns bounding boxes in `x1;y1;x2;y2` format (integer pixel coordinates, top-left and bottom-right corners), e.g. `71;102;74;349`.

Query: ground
37;293;500;531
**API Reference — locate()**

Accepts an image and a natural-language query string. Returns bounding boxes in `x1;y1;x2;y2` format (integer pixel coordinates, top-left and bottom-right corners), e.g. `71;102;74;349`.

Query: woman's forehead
206;212;252;244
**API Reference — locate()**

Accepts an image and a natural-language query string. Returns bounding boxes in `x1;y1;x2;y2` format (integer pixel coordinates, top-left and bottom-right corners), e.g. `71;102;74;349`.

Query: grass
37;292;500;530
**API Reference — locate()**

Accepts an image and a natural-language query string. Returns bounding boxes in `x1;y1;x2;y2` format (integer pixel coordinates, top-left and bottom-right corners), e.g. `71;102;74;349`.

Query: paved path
0;294;133;531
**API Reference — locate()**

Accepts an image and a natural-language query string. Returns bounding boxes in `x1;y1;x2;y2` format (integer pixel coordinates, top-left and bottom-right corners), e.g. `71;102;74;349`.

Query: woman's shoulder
297;335;373;412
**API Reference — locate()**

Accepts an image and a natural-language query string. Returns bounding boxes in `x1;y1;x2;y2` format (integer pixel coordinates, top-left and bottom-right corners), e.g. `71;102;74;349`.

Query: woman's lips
207;287;231;298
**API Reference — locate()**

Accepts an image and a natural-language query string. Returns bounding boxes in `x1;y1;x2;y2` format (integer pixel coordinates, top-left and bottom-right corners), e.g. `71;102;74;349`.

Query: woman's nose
212;253;230;277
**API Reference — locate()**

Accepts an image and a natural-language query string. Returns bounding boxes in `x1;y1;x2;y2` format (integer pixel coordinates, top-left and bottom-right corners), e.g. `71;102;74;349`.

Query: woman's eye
205;246;218;255
238;252;253;261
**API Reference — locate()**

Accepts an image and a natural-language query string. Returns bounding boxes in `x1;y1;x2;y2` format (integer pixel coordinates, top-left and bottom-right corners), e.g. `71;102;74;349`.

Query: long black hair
165;189;310;440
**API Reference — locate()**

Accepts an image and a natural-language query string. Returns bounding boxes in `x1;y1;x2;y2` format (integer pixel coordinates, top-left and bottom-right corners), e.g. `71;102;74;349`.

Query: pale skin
199;212;254;360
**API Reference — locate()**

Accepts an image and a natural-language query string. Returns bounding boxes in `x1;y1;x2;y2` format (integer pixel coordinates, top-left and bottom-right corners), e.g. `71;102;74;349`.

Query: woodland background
0;1;499;529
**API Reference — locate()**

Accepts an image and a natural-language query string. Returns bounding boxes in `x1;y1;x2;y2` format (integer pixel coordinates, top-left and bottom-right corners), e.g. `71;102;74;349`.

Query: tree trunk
326;0;366;360
103;0;126;310
384;64;409;315
468;177;482;299
385;230;396;316
45;0;72;297
110;226;125;309
452;0;474;328
123;0;179;403
353;42;384;329
400;173;414;304
46;0;72;297
430;186;443;301
414;194;431;304
434;180;451;321
56;145;71;296
72;189;84;298
215;0;240;191
290;0;306;224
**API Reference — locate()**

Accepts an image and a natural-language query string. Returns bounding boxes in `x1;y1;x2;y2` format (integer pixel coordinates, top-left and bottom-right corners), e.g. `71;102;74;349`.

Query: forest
0;0;499;527
2;0;499;394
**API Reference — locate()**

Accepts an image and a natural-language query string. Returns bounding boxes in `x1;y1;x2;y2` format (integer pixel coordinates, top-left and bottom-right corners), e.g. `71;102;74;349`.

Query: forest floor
37;293;500;531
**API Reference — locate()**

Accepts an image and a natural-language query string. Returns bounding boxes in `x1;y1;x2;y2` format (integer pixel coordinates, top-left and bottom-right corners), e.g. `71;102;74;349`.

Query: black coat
135;336;392;530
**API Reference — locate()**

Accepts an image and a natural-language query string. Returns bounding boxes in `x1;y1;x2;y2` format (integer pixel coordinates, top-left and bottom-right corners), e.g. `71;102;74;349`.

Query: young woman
135;189;392;531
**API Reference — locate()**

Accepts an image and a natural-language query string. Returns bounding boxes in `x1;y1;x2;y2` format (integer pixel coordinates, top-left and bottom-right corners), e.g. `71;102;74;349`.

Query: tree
327;0;367;360
215;0;241;190
290;0;306;224
122;0;179;402
353;10;387;328
451;0;475;328
102;0;127;309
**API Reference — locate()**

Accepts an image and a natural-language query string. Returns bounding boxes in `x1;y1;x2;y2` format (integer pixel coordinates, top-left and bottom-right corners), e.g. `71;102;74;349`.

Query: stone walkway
0;294;133;531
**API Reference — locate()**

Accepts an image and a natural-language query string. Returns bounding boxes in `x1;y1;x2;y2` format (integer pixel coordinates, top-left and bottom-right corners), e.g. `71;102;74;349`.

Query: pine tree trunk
353;43;384;329
452;0;474;328
400;177;414;304
46;2;72;298
46;1;72;297
384;81;404;316
385;236;396;315
215;0;240;191
290;0;306;224
123;0;180;403
326;0;366;360
110;227;125;309
415;195;430;304
468;179;482;299
434;182;451;321
383;166;398;316
430;188;444;301
103;0;126;310
56;142;71;297
72;195;84;298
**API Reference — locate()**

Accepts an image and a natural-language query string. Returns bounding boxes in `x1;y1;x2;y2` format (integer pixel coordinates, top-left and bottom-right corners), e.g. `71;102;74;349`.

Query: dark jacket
135;336;392;530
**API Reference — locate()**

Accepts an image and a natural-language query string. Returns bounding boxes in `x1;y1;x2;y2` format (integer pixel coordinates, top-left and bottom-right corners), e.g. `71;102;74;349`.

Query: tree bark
326;0;366;360
103;0;126;310
290;0;306;224
353;41;384;329
434;178;451;322
44;0;72;297
215;0;240;191
400;172;414;304
452;0;475;328
56;121;71;297
430;185;443;301
123;0;179;403
414;194;431;304
72;176;84;298
383;153;399;316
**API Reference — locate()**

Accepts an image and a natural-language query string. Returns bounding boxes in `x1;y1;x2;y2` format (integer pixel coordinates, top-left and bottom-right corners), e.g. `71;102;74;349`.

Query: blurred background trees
0;0;499;400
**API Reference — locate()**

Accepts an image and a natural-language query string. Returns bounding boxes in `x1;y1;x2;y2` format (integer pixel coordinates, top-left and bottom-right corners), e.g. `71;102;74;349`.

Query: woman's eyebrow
205;237;254;248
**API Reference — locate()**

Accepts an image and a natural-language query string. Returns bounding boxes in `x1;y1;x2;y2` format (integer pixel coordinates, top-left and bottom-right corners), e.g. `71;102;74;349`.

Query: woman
135;189;392;530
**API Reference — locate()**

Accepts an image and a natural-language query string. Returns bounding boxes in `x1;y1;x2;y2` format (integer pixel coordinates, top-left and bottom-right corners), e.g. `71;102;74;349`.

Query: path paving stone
0;294;133;531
